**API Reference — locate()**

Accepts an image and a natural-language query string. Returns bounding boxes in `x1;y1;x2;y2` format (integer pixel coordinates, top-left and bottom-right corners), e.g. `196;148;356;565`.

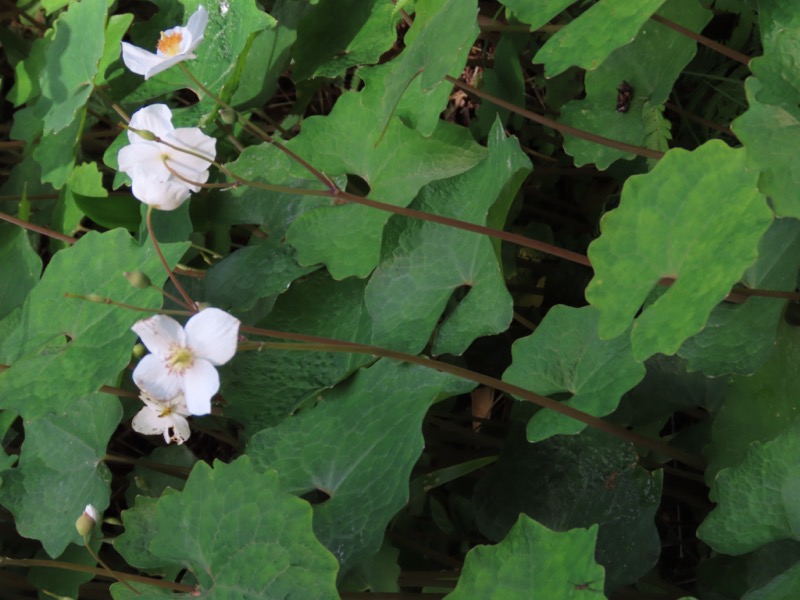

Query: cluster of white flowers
118;6;242;445
118;6;214;212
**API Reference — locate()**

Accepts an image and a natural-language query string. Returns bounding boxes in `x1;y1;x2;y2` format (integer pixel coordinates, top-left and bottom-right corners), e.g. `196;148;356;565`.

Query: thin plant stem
237;333;705;470
82;539;140;595
650;14;751;66
0;557;194;593
178;63;335;190
445;76;666;160
63;292;194;316
146;207;197;311
0;211;77;244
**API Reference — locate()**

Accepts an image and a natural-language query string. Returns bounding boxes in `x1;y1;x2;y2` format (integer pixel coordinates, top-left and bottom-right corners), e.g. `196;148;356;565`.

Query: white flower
132;308;240;415
121;5;209;79
117;104;216;210
83;505;99;523
133;391;192;445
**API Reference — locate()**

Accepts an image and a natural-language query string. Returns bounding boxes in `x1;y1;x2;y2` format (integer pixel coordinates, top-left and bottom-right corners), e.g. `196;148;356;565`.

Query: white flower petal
121;42;163;78
133;355;184;400
143;53;195;79
169;413;191;444
118;144;172;183
132;314;186;356
131;175;193;210
132;405;166;436
182;359;220;415
185;308;240;366
127;104;174;142
185;6;209;50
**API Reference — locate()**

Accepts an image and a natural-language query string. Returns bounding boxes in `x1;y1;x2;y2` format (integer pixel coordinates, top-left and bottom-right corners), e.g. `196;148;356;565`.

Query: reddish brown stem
650;14;751;66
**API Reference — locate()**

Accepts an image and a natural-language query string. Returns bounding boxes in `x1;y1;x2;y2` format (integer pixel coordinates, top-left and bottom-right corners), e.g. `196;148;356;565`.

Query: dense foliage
1;0;798;598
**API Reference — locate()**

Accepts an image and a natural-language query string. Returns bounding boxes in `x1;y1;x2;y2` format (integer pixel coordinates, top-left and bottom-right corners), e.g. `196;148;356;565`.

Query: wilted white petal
132;315;186;356
133;394;192;444
169;414;191;444
133;354;183;400
132;405;167;437
182;359;220;415
185;308;240;365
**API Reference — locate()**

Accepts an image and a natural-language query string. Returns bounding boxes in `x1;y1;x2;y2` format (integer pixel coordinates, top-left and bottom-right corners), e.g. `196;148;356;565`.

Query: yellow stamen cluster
157;31;183;56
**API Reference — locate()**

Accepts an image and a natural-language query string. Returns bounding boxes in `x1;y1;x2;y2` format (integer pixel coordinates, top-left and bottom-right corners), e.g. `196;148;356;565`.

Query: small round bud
75;504;99;537
86;294;106;303
124;271;152;289
219;108;238;125
132;343;146;359
128;127;158;141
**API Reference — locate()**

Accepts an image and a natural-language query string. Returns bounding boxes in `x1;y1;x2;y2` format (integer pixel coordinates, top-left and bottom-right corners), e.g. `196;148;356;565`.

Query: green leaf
204;238;317;314
95;13;135;86
210;142;335;233
503;305;645;443
748;0;800;107
698;419;800;555
33;107;83;189
474;424;663;591
222;271;373;434
285;95;485;277
247;359;474;575
365;120;529;356
0;229;188;418
0;224;42;320
0;393;120;557
679;218;800;376
359;0;478;136
704;323;800;483
733;78;800;219
744;560;800;600
445;515;605;599
559;0;710;169
8;33;49;106
114;495;183;575
339;540;401;593
585;141;772;361
68;162;141;231
116;457;340;598
123;445;197;507
533;0;668;78
498;0;574;30
292;0;399;80
36;0;107;135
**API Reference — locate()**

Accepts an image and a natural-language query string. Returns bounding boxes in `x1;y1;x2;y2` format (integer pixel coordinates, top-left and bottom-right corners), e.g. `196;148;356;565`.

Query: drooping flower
132;391;192;445
131;308;240;415
117;104;216;210
121;5;209;79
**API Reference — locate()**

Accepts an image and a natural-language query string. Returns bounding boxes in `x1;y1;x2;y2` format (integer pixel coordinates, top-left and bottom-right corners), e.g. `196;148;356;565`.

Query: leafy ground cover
1;0;799;598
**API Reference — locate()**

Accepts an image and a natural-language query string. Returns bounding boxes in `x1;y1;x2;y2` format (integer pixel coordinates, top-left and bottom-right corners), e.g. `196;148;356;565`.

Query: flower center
167;346;195;373
159;405;175;418
157;31;183;57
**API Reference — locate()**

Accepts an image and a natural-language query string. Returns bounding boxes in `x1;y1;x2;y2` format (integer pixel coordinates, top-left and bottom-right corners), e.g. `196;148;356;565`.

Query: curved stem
83;540;139;595
146;207;197;312
238;330;705;470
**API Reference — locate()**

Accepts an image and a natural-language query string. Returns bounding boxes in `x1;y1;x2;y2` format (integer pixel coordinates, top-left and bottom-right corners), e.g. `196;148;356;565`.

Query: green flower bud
75;504;98;538
124;271;152;289
128;126;158;141
219;108;238;125
132;343;146;359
